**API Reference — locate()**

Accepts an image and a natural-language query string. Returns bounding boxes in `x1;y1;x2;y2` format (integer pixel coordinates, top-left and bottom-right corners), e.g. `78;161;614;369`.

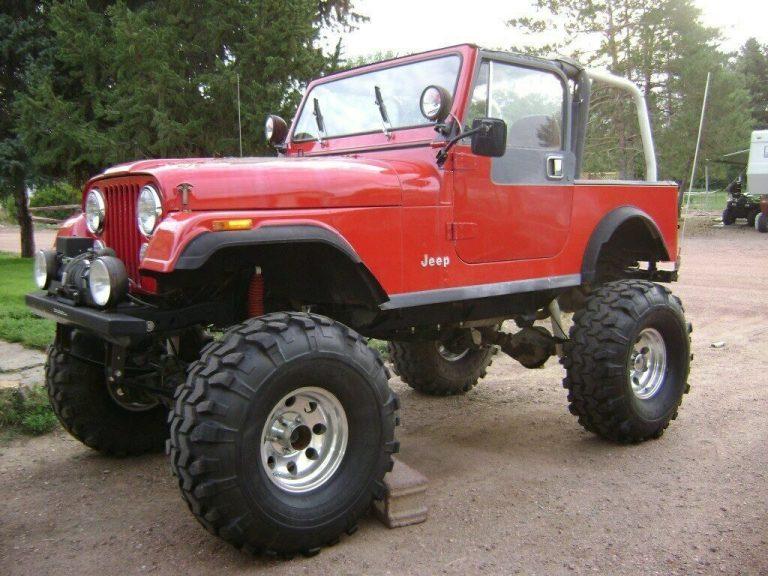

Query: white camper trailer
747;130;768;196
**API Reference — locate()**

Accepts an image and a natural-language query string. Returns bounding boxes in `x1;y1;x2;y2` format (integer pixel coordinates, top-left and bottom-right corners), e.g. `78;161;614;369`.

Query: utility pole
705;163;709;193
237;73;243;157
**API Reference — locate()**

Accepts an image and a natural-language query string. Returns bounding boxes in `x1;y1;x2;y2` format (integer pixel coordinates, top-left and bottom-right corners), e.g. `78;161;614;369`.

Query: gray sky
336;0;768;59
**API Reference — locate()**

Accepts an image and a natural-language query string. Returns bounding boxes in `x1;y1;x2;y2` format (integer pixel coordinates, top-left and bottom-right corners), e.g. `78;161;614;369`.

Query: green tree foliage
30;181;80;220
15;0;363;184
0;0;51;256
343;50;402;69
738;38;768;128
507;0;754;187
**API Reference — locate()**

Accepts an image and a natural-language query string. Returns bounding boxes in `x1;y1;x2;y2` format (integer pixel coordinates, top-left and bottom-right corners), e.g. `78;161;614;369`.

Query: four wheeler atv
721;176;760;227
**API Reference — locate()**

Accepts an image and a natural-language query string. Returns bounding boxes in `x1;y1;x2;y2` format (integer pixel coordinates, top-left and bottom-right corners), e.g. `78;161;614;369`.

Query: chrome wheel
629;327;667;400
436;343;469;362
260;387;348;494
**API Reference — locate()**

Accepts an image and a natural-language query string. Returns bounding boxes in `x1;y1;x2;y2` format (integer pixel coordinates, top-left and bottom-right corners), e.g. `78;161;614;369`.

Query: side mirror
470;117;507;157
265;115;288;146
420;85;452;123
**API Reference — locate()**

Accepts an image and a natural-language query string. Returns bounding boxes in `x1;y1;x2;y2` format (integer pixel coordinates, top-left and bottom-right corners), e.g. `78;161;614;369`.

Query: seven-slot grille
99;180;143;285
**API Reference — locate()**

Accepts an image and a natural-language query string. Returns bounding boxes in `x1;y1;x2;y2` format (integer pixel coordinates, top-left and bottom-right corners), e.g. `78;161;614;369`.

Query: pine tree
506;0;754;186
15;0;363;184
0;0;50;256
738;38;768;128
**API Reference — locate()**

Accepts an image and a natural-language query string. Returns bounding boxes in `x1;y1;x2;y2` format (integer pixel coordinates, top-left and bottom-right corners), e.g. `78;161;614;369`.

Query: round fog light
88;256;128;308
34;250;58;289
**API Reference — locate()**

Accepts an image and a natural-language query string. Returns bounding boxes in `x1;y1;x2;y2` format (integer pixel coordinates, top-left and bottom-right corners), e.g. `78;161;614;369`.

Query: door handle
547;155;564;179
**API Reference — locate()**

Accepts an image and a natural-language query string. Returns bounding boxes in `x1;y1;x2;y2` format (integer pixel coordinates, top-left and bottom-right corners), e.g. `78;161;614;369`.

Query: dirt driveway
1;218;766;576
0;225;57;254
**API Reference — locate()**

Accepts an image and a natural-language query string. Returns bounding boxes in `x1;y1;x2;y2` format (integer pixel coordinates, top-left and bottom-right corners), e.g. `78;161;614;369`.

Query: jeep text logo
420;254;450;268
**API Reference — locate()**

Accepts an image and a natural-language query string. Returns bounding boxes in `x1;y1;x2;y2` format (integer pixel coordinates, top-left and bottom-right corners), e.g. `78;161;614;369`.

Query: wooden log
28;204;80;212
31;216;63;224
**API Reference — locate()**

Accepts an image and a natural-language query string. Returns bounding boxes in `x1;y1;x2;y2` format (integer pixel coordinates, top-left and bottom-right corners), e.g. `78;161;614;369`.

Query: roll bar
586;69;658;182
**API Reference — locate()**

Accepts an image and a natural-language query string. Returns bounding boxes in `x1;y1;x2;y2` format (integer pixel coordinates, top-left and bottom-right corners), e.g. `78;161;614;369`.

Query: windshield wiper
313;97;327;143
374;86;392;139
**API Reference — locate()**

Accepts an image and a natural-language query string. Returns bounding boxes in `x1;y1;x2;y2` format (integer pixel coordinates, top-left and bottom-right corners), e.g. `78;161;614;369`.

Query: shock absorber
247;267;264;318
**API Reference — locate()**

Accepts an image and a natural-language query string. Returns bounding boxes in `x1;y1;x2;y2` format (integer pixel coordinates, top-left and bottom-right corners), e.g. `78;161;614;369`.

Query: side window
467;61;565;151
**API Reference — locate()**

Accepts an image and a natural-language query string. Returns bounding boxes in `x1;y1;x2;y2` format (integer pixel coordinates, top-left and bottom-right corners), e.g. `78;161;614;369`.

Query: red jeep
27;44;690;555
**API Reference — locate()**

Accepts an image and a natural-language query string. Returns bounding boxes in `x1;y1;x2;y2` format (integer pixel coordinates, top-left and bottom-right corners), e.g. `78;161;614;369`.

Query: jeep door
452;56;574;263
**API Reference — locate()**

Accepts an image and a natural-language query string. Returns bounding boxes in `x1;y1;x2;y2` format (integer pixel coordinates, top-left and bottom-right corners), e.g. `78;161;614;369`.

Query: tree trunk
13;173;35;257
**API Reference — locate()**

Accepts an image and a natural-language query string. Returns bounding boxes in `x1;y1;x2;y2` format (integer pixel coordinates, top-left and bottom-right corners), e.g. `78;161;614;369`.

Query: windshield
292;55;461;141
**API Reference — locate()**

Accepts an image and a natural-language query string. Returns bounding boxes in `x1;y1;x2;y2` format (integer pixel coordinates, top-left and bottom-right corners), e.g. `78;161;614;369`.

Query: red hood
90;156;412;210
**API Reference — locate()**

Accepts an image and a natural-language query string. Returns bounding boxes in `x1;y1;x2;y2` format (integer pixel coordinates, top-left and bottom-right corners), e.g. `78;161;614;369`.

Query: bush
0;385;58;436
30;182;81;221
367;339;390;360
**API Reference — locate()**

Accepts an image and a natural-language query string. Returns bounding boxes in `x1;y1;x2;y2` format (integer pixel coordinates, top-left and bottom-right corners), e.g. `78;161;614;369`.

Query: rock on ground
0;341;45;391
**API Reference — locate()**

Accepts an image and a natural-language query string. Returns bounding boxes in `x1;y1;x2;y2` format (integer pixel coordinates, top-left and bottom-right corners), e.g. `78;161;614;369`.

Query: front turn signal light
211;219;253;231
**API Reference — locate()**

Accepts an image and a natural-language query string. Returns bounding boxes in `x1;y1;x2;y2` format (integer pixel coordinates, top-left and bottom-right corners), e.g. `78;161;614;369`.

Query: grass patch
0;386;58;438
684;189;728;213
368;339;389;360
0;253;55;349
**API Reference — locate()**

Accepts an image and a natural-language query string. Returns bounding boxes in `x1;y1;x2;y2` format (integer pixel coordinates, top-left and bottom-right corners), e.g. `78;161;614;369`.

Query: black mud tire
756;212;768;233
747;209;759;228
388;340;494;396
168;312;398;556
562;280;691;443
722;207;736;225
46;339;168;456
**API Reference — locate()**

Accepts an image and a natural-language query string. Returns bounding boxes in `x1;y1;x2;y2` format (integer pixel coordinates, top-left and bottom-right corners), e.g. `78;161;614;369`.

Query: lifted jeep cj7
27;45;691;555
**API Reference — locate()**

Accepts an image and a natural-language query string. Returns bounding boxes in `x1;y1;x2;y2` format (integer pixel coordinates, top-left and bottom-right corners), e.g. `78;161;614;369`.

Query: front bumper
26;291;226;346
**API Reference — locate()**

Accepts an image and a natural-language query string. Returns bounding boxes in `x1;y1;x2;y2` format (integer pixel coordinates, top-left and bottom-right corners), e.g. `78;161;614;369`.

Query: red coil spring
247;271;264;318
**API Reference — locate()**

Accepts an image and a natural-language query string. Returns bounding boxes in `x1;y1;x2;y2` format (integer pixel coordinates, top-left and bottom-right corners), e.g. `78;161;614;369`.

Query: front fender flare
175;224;362;270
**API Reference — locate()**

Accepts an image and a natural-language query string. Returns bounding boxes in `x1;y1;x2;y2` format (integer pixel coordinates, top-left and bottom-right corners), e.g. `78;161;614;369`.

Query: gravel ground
0;225;58;254
1;216;766;576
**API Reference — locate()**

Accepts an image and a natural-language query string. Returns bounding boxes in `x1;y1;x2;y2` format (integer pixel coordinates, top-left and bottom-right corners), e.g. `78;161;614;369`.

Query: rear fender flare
581;207;670;283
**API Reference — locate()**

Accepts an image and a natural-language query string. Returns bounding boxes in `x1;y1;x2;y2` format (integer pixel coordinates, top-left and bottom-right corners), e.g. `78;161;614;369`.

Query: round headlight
137;185;162;237
419;85;452;122
85;189;106;234
34;250;57;289
89;256;128;308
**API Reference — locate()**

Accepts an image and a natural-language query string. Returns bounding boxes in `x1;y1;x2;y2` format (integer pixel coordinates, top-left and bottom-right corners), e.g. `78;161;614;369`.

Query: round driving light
137;185;162;237
85;189;106;234
34;250;57;289
265;114;288;145
88;256;128;308
419;85;452;122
